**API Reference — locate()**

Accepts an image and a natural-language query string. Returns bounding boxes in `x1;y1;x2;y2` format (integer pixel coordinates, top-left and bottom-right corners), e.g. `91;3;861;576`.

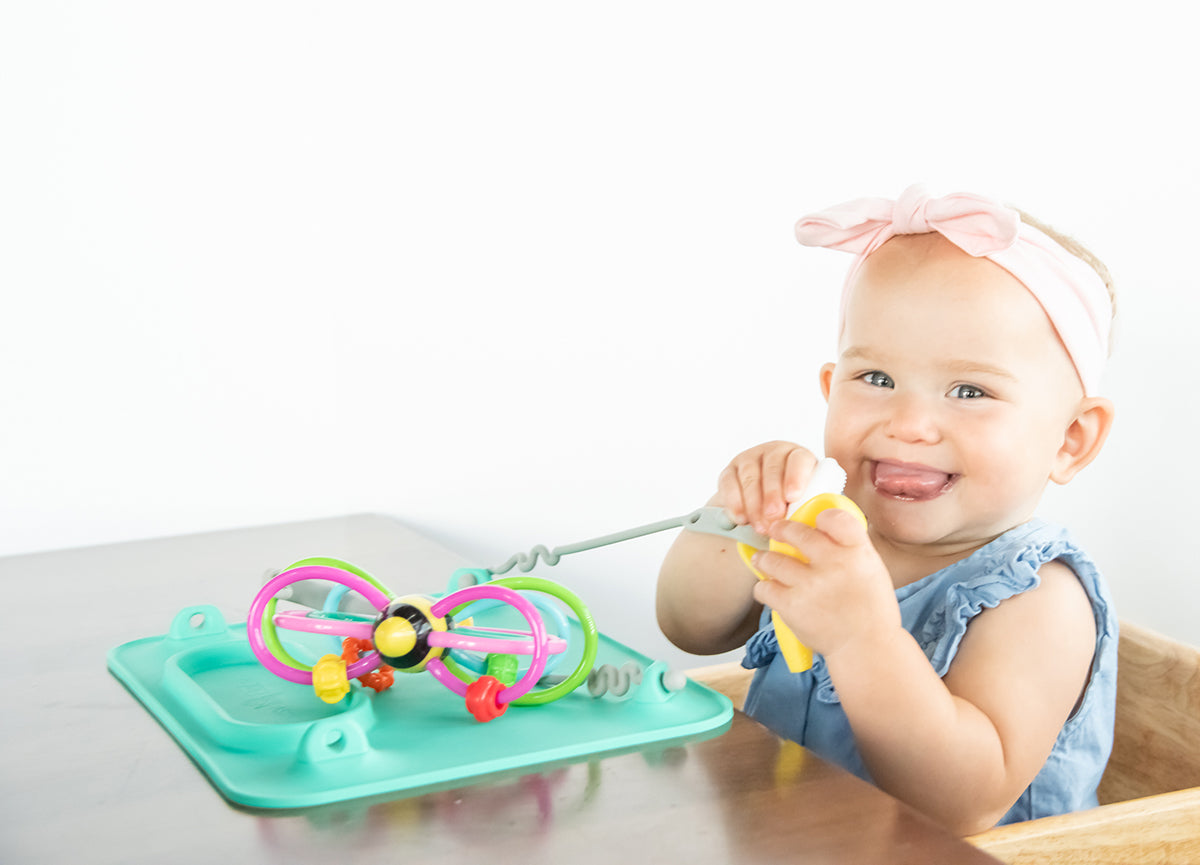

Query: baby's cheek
964;448;1044;514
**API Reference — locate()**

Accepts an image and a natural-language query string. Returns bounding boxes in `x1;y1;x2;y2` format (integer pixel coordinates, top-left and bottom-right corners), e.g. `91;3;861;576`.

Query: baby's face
821;233;1085;556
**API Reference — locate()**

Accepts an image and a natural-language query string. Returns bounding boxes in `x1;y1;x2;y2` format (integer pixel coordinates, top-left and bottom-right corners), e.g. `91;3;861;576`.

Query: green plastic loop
282;557;395;602
443;575;598;706
260;558;393;673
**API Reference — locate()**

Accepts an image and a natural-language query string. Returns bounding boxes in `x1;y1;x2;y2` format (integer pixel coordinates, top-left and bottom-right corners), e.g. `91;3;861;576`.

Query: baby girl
657;186;1117;834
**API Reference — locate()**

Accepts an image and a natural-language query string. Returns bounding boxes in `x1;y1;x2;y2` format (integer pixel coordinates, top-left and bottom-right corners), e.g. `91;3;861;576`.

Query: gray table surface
0;513;998;865
1;514;476;863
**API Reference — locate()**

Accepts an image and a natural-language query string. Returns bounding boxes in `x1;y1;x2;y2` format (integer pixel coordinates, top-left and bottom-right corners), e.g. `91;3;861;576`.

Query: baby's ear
819;363;836;401
1050;397;1115;484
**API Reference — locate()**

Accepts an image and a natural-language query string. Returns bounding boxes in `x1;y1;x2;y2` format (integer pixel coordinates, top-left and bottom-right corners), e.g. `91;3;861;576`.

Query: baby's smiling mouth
871;460;958;502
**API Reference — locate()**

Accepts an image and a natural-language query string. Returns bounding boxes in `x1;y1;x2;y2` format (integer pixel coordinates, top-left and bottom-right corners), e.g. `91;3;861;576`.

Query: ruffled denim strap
905;521;1085;675
741;623;779;669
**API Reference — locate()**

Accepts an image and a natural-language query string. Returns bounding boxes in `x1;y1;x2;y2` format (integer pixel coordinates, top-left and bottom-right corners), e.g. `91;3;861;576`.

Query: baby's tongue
873;462;952;501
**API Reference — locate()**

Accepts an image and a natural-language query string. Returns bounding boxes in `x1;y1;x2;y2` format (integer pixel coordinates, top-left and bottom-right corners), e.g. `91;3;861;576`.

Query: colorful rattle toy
247;558;598;722
250;459;859;722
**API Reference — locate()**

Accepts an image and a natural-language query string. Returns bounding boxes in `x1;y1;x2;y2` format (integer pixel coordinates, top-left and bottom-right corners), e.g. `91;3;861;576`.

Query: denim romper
741;518;1118;825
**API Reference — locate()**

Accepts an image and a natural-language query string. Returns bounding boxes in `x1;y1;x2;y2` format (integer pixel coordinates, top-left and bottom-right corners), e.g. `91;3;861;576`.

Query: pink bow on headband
795;184;1020;258
793;185;1112;396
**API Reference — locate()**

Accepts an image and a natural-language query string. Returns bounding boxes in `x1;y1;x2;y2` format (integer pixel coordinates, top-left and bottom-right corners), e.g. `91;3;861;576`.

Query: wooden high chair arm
965;788;1200;863
686;661;753;711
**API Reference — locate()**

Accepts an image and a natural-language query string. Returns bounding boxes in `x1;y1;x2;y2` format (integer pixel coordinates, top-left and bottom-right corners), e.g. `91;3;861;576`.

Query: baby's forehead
843;241;1069;361
858;232;992;275
849;235;1044;319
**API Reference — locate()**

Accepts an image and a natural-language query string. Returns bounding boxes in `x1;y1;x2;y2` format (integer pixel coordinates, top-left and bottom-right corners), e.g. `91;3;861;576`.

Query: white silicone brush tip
787;458;847;516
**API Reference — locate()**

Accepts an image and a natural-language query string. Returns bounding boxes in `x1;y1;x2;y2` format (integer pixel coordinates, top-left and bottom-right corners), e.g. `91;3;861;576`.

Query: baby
656;186;1118;835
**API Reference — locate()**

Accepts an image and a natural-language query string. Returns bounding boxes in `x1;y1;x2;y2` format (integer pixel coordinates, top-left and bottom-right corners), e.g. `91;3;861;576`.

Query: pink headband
794;185;1112;396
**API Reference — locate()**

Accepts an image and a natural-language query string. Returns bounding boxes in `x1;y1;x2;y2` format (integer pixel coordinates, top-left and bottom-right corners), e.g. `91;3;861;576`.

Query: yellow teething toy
737;460;868;673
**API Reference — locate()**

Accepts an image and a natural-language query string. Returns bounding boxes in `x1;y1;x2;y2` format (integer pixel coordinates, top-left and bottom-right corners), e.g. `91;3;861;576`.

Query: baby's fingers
734;459;769;531
783;448;818;505
757;448;794;527
749;547;809;587
764;510;868;562
752;574;790;610
814;507;870;545
716;462;751;524
717;442;818;532
718;448;771;527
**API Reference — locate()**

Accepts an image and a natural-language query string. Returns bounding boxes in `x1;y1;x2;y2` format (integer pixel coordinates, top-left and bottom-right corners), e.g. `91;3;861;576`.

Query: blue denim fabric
741;518;1118;825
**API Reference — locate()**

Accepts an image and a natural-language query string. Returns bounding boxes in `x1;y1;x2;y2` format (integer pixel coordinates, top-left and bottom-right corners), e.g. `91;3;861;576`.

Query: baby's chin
866;508;1018;561
866;515;952;549
857;493;966;542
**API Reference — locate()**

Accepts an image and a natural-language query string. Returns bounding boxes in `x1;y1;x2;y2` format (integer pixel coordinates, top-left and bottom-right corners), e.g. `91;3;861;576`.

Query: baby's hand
751;509;900;660
717;442;817;535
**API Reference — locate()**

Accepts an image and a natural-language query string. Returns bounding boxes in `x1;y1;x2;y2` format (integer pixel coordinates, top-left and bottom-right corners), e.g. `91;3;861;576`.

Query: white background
4;2;1197;670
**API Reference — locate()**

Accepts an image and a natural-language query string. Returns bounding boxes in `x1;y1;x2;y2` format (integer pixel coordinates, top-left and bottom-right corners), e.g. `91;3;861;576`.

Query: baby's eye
949;384;987;400
860;371;894;388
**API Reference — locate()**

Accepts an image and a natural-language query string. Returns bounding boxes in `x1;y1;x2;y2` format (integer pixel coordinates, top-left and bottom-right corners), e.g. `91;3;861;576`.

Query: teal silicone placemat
108;604;732;809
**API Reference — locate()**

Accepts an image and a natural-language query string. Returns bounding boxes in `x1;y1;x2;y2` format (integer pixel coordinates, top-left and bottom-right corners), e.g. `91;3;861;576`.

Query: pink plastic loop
430;584;550;704
428;630;568;656
273;611;376;641
425;657;467;697
247;566;391;684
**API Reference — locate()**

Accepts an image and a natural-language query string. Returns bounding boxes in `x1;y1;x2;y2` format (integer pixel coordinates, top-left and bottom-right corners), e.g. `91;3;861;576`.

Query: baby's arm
656;442;816;655
655;508;761;655
755;515;1097;835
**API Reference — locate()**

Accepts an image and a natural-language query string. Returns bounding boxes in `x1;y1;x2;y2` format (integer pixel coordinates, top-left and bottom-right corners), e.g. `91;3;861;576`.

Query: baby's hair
1014;208;1116;354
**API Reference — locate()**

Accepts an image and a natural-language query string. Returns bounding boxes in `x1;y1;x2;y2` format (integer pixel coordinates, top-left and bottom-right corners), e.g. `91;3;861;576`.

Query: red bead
464;675;508;722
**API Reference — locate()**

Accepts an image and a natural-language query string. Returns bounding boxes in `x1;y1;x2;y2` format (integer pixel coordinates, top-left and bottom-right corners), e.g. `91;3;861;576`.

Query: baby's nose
885;393;941;444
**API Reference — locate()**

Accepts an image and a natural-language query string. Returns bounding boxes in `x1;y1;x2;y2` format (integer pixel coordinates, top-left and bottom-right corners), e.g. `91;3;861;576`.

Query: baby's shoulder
1002;557;1095;632
905;531;1099;676
966;557;1096;656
